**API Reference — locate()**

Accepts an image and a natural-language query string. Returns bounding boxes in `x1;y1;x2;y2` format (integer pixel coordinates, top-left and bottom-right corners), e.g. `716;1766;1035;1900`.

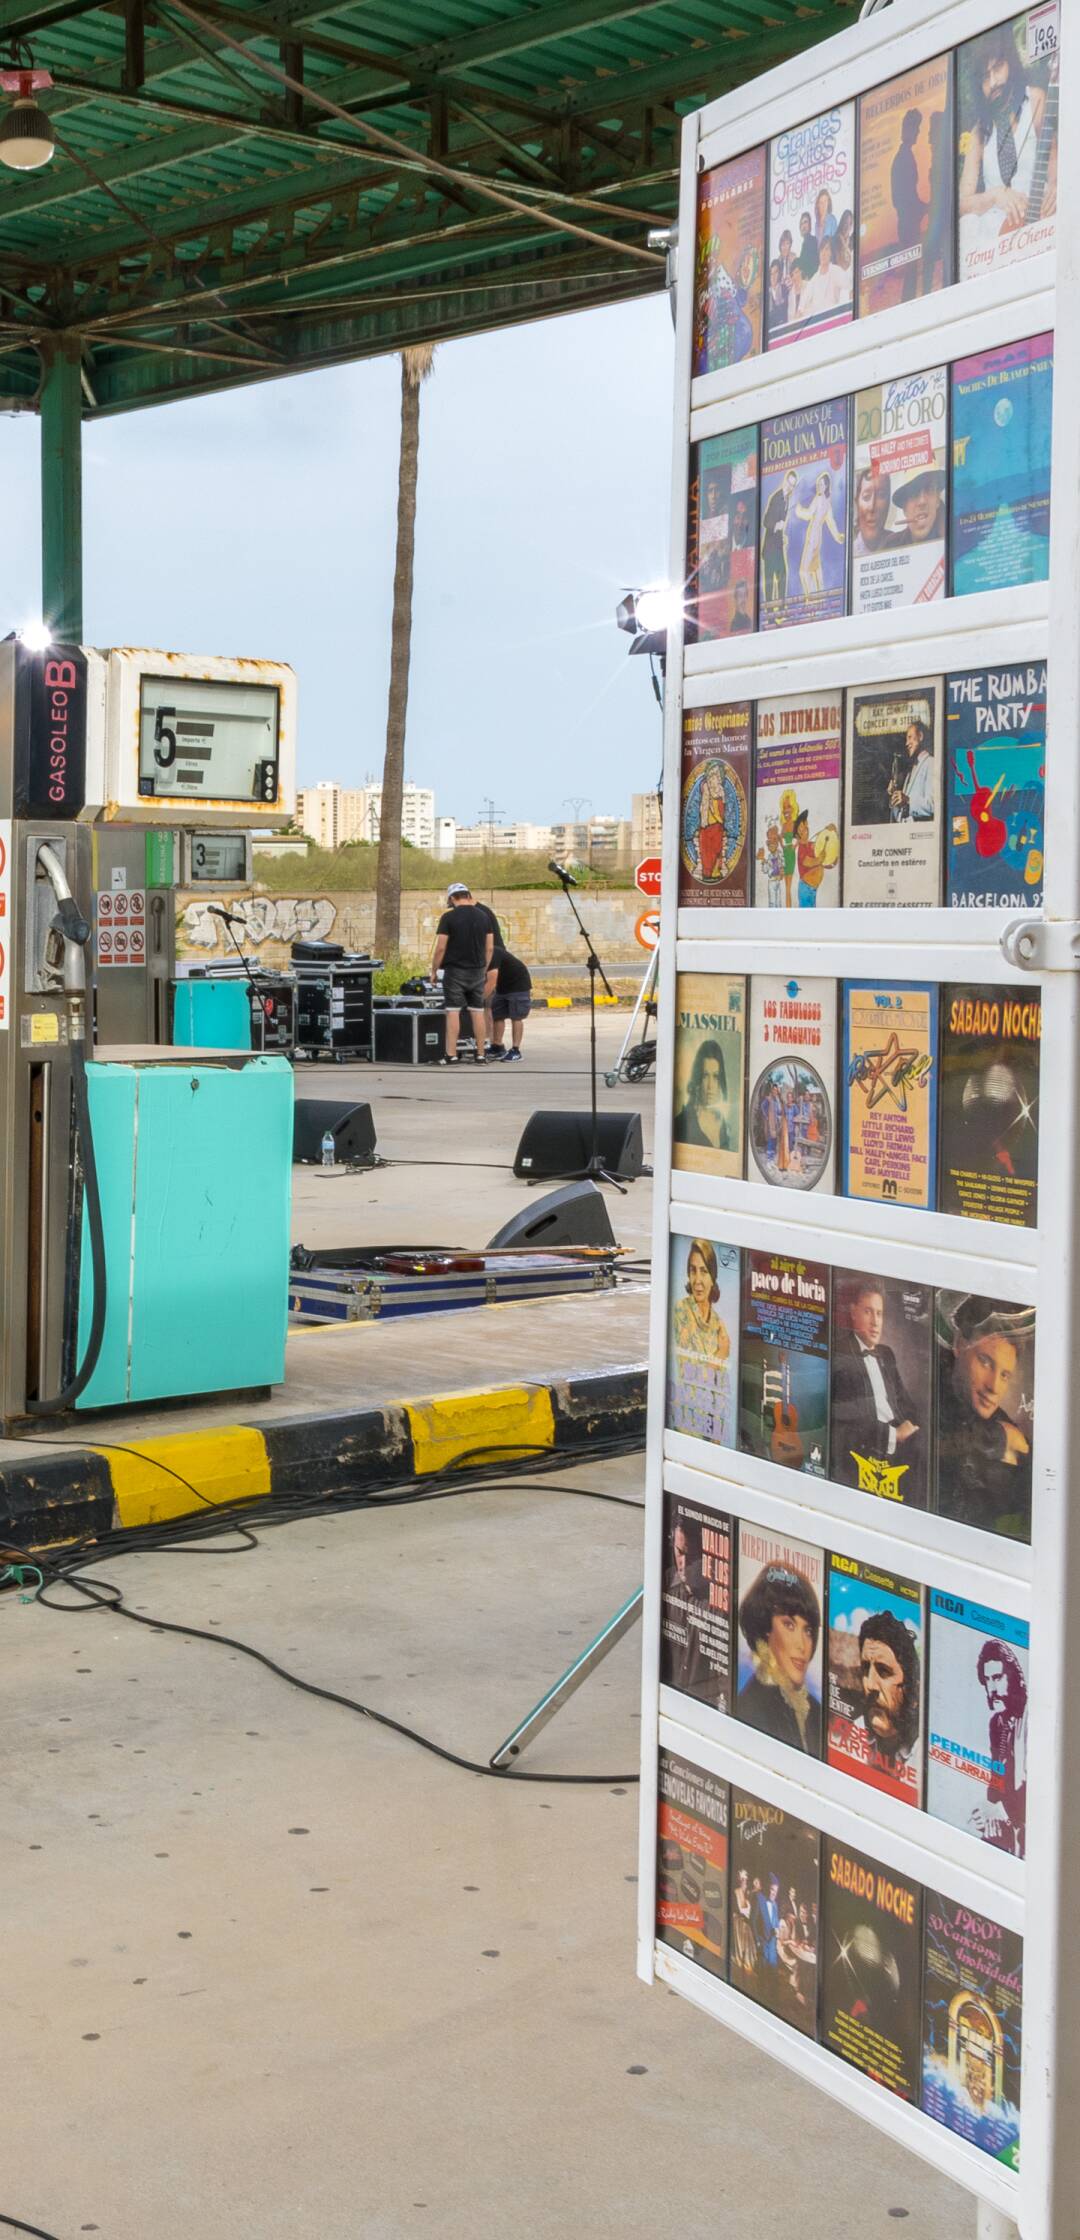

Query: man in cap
444;882;504;1052
431;886;494;1065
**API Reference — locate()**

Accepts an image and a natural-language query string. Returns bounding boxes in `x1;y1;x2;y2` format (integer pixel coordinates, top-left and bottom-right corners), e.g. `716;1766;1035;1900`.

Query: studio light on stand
0;65;55;170
616;582;681;707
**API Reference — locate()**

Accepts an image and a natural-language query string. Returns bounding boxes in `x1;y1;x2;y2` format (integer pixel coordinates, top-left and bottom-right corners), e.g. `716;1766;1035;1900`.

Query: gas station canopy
0;0;850;418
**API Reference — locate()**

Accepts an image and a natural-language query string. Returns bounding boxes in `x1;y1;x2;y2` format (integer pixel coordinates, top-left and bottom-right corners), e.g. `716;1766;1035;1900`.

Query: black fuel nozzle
51;895;91;949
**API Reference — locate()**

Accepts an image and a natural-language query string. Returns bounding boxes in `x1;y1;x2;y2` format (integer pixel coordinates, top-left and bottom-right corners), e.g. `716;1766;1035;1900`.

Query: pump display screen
138;676;280;803
184;833;250;884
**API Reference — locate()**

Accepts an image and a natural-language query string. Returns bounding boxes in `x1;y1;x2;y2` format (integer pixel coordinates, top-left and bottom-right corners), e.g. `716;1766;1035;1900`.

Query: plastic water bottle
321;1129;334;1170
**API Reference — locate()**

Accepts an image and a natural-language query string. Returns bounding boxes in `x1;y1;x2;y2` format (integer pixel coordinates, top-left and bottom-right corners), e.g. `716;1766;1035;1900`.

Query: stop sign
635;855;662;898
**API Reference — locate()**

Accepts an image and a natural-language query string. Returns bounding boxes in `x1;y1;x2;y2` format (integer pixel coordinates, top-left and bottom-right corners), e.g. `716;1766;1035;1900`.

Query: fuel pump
27;838;106;1412
0;635;297;1429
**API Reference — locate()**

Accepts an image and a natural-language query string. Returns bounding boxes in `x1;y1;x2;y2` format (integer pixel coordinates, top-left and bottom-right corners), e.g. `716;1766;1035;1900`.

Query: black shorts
491;992;532;1022
443;969;487;1011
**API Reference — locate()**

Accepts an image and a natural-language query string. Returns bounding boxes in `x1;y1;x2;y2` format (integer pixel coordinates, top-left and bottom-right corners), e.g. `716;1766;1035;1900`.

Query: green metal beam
0;0;323;48
67;156;666;333
0;0;99;32
553;10;839;113
39;338;82;639
412;0;720;72
119;0;382;91
45;173;402;273
85;253;653;412
42;117;666;275
77;200;608;326
67;180;658;347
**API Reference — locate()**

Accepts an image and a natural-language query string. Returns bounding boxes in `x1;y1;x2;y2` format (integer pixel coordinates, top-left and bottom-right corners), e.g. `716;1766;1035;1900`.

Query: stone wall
177;887;652;968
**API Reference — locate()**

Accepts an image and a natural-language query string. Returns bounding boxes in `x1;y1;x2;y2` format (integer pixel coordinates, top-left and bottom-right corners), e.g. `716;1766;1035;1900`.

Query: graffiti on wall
183;894;337;949
178;887;646;963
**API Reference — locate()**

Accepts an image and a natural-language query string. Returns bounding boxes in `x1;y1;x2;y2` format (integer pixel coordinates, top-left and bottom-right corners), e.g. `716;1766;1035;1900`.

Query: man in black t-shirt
431;887;494;1064
487;945;532;1061
445;881;503;1051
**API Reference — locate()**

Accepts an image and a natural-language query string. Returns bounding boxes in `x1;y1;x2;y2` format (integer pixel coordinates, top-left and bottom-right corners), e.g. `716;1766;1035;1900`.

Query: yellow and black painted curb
3;1366;647;1551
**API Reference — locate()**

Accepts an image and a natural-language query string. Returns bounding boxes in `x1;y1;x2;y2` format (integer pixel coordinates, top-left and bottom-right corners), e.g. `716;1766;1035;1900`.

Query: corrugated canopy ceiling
0;0;852;415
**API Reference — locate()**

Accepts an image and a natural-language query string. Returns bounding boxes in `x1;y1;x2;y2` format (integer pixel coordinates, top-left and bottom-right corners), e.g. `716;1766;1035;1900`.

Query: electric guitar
763;1355;804;1470
1024;52;1059;229
964;748;1008;861
960;54;1058;267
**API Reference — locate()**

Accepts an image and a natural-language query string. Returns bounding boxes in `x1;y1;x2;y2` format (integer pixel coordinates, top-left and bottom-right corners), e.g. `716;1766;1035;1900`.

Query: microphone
208;905;246;925
548;858;579;887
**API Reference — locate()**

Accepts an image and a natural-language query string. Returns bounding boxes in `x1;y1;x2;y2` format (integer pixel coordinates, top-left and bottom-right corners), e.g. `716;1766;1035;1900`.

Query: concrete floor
5;1453;968;2240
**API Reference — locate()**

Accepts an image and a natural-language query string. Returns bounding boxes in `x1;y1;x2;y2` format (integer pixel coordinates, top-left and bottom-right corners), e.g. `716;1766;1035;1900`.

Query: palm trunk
375;345;433;958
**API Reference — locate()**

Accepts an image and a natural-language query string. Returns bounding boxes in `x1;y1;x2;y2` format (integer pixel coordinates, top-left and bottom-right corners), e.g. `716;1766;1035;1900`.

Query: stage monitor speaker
487;1180;617;1251
293;1098;377;1167
512;1110;644;1183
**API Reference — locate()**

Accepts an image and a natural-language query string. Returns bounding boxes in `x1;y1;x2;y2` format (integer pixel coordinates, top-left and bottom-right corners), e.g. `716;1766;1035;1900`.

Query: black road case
292;944;377;1062
373;1005;447;1065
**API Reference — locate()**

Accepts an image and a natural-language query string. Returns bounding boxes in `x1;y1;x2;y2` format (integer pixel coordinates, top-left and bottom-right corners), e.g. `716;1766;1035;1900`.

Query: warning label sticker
96;885;146;968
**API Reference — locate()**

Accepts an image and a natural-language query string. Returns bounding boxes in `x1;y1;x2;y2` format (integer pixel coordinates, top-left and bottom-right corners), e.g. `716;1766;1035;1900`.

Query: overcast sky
0;293;674;826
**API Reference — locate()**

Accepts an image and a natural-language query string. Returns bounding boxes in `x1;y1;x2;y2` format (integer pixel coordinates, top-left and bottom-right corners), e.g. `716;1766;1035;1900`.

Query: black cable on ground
30;1564;640;1785
3;1432;645;1785
0;2214;62;2238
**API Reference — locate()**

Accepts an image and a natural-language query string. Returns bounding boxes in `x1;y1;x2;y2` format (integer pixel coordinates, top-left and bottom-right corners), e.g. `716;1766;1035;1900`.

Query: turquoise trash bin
74;1054;294;1409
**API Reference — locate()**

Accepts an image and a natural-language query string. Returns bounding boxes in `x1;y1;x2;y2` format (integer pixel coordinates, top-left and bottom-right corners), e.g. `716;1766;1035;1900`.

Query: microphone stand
549;866;627;1193
208;908;267;1047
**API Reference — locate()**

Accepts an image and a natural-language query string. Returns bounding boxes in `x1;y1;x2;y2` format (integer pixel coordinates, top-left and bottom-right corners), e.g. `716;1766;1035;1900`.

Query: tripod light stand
548;860;628;1193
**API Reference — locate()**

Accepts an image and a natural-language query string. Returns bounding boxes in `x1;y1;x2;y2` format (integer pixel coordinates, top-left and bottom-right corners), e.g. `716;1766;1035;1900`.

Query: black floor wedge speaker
293;1098;377;1166
487;1180;617;1250
512;1110;644;1182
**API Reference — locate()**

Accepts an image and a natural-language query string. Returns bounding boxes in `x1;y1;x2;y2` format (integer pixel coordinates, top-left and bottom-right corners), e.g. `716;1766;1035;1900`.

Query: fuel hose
26;856;108;1415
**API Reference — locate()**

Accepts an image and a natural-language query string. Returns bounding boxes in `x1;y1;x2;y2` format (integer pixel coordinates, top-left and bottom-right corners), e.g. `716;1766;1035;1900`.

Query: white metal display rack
637;2;1078;2233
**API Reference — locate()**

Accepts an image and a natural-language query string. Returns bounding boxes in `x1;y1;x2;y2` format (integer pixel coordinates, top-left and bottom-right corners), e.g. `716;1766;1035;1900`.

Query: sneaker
503;1047;523;1062
472;1053;485;1066
438;1055;460;1067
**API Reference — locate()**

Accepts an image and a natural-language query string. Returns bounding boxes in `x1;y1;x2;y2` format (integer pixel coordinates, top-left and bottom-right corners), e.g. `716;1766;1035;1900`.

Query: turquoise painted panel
74;1066;138;1412
127;1056;293;1403
171;980;252;1050
75;1056;293;1409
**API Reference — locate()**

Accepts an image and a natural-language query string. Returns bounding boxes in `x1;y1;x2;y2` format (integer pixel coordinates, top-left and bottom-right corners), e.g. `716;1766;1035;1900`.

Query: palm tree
375;341;436;958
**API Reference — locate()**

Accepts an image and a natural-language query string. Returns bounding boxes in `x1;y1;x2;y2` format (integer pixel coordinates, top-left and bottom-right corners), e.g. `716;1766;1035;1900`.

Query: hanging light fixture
0;66;55;170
